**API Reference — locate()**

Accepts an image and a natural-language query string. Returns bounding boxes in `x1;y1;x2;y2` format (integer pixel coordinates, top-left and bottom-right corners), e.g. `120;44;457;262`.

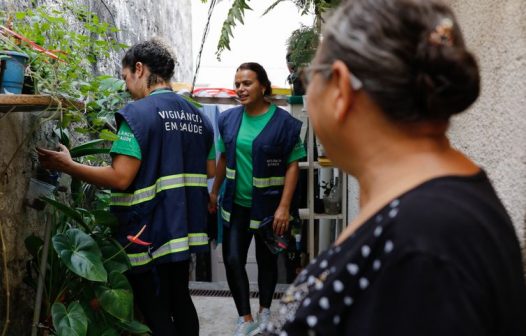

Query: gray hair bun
321;0;480;121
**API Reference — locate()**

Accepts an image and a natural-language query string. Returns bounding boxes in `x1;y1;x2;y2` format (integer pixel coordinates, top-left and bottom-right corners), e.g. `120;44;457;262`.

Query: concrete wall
344;0;526;267
446;0;526;250
0;0;193;333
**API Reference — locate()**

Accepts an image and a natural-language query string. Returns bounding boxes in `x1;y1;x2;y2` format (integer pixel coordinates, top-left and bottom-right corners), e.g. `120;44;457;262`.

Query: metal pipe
31;213;51;336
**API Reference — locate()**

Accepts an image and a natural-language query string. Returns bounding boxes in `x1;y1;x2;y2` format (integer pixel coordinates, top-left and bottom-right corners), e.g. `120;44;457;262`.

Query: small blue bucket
0;50;29;94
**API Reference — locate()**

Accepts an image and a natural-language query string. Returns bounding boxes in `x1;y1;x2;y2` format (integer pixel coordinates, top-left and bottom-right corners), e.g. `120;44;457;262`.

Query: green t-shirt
217;104;306;207
110;120;216;160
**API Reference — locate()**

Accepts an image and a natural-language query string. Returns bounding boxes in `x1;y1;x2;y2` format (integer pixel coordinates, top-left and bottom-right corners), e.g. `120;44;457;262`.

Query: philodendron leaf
96;271;134;321
98;238;131;274
52;229;107;282
100;329;120;336
52;301;88;336
116;319;152;334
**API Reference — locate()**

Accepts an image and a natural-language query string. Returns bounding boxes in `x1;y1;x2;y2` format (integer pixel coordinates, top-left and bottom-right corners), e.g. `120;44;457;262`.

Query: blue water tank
0;50;29;94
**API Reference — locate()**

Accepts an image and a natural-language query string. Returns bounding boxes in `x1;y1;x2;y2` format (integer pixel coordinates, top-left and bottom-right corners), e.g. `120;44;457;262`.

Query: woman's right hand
208;192;218;213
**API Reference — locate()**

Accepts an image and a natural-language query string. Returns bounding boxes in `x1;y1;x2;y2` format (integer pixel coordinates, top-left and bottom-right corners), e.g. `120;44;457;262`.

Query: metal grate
190;289;283;300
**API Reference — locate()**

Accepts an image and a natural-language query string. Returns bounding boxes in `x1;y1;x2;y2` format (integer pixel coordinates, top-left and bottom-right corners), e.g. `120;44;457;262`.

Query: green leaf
99;77;125;92
69;139;108;158
96;271;134;321
92;211;118;229
52;302;88;336
52;228;107;282
99;129;119;142
42;197;85;225
54;127;71;148
98;238;130;274
100;329;120;336
116;319;152;334
180;94;202;108
215;0;253;60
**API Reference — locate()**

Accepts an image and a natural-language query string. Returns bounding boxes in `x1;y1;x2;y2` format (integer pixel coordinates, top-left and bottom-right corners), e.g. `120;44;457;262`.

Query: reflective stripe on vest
250;219;260;229
221;207;231;222
127;233;209;267
252;176;285;188
226;167;236;179
111;173;208;206
189;233;208;246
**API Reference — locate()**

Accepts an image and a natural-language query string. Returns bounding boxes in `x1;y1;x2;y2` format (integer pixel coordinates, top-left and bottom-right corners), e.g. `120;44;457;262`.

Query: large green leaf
52;302;88;336
52;229;107;282
116;319;151;334
100;329;120;336
96;271;134;321
98;238;131;274
70;139;109;158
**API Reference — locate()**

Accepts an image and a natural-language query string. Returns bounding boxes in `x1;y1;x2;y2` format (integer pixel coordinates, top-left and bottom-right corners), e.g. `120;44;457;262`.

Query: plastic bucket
0;50;29;94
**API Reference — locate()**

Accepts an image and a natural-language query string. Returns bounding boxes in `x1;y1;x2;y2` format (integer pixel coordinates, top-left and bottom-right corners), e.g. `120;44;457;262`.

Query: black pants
127;261;199;336
223;204;278;316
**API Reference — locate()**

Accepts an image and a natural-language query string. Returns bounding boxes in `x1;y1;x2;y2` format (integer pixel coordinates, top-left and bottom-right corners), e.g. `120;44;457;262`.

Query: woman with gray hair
264;0;526;335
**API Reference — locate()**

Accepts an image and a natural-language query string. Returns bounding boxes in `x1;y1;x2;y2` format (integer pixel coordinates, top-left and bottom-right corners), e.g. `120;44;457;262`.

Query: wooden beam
0;93;289;114
0;94;84;113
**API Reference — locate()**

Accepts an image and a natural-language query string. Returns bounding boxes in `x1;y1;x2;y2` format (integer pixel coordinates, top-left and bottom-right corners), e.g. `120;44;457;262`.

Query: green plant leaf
69;139;109;158
53;127;71;148
52;228;107;282
96;271;134;321
99;77;125;92
99;129;119;142
98;238;130;274
92;210;118;229
181;94;202;108
52;301;88;336
42;197;85;225
116;319;152;334
100;329;120;336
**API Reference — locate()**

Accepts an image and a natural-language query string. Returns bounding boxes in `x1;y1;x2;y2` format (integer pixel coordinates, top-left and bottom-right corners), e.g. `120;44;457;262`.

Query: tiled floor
194;296;280;336
191;281;286;336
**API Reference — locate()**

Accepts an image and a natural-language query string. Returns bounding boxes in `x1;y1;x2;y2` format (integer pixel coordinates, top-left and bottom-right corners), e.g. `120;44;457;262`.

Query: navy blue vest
111;90;214;272
218;105;302;229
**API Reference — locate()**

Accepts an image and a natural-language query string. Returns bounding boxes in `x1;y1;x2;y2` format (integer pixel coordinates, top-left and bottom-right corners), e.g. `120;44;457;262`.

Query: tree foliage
204;0;339;60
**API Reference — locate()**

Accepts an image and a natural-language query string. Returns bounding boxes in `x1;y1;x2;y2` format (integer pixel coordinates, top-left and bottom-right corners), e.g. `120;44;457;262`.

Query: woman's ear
331;60;356;123
135;62;144;77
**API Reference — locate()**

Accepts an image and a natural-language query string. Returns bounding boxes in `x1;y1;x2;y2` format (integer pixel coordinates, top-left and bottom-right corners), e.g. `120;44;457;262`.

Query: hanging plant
286;24;319;70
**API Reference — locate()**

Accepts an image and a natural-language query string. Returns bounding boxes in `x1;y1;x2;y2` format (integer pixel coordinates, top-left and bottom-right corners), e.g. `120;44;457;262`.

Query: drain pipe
31;212;52;336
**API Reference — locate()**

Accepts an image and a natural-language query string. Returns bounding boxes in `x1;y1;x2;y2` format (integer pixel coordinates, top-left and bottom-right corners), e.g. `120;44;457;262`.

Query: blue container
0;50;29;94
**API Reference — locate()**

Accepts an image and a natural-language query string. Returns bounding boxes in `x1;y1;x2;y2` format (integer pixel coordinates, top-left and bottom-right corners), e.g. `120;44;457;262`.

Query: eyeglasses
303;63;363;91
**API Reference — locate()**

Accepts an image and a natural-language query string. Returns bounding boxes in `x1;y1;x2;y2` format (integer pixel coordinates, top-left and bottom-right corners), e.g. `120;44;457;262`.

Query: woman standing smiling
210;62;305;336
